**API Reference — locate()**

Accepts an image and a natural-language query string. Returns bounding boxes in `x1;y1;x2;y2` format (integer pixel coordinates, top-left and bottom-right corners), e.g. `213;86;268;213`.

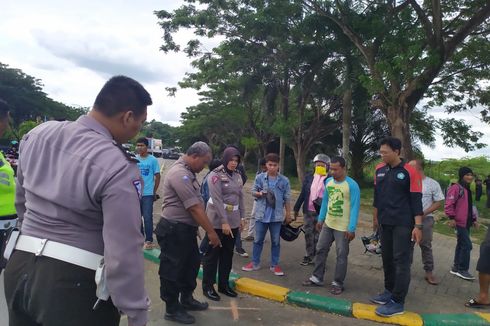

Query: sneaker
370;290;392;305
143;242;155;250
235;247;249;257
300;256;313;266
455;270;476;280
450;267;458;275
270;266;285;276
242;262;260;272
243;235;254;241
375;299;404;317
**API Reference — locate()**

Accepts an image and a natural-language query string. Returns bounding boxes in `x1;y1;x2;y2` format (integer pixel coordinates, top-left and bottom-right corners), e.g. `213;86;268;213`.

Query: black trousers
0;229;8;273
4;250;120;326
156;218;200;313
380;224;414;304
202;228;238;289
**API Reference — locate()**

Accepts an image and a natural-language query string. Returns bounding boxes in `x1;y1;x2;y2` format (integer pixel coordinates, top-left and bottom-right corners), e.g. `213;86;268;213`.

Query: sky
1;0;488;161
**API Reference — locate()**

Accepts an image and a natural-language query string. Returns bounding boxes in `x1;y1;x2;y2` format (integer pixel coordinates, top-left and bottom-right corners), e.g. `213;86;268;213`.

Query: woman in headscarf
202;147;244;301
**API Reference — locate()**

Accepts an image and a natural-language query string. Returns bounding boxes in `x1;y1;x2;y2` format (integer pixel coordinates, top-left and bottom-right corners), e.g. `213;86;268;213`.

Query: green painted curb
286;291;352;317
421;313;490;326
143;248;241;288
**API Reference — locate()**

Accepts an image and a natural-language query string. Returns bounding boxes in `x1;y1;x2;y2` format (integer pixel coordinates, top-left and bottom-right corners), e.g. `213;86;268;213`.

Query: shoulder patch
211;175;219;184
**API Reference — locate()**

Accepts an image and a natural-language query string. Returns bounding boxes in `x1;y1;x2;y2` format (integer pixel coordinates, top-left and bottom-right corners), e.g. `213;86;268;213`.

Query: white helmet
313;154;330;164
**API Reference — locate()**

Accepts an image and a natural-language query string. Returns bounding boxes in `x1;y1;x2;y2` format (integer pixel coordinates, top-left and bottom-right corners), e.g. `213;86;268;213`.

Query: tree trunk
342;86;352;164
386;105;414;160
279;136;286;174
292;144;307;184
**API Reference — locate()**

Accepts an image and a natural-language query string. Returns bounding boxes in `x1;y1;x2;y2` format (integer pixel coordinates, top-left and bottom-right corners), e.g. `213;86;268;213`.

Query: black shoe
203;287;221;301
218;286;238;298
181;297;209;311
164;310;195;324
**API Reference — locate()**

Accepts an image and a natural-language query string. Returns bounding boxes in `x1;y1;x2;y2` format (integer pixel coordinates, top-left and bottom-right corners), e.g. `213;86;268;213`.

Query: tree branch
431;63;487;86
445;2;490;60
408;0;435;46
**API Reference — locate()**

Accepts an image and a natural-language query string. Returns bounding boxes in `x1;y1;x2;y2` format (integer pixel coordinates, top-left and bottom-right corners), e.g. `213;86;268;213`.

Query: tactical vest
0;151;16;217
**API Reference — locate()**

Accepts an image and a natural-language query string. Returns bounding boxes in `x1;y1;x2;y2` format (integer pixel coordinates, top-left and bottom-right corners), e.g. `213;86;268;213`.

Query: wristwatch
415;224;423;230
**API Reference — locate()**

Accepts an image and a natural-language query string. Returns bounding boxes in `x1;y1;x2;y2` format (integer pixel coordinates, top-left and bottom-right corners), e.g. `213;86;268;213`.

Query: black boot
181;295;209;311
164;309;195;324
218;285;238;297
203;286;221;301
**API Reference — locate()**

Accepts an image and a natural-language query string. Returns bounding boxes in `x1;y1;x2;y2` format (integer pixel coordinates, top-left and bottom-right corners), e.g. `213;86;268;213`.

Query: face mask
314;166;327;176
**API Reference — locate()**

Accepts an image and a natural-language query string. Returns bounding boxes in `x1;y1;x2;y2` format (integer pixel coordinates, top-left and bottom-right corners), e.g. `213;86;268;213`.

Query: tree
303;0;490;158
156;0;344;181
0;62;87;129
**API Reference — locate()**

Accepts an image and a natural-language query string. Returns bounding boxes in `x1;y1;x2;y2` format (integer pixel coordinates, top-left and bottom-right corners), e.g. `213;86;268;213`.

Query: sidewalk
152;160;490;324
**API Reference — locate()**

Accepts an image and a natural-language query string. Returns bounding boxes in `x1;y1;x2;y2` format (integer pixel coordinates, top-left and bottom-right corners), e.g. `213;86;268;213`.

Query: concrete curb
143;248;490;325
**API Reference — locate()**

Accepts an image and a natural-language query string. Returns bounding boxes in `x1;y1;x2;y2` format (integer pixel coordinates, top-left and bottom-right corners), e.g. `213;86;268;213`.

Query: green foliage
137;119;179;147
0;62;87;135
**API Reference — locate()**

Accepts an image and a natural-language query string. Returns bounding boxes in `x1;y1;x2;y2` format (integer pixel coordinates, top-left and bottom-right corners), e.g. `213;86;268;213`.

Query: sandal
465;298;490;308
330;285;343;295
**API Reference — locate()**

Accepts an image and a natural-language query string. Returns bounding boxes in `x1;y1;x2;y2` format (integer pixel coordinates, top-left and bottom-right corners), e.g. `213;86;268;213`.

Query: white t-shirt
422;176;445;216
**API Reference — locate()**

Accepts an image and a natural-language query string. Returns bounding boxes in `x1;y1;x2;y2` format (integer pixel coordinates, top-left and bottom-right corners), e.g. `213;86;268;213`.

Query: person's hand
256;191;264;197
315;222;323;232
474;221;480;230
208;231;222;248
284;215;293;225
239;220;244;232
411;227;422;244
222;223;232;236
448;219;456;228
344;231;355;241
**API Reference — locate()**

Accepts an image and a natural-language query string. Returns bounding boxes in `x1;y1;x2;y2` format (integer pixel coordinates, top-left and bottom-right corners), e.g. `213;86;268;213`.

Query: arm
424;201;442;217
284;178;292;223
252;174;263;198
293;176;308;214
347;179;361;233
153;174;161;196
317;181;330;224
208;173;229;225
444;185;458;218
424;181;445;217
15;157;26;226
101;164;149;326
153;158;161;195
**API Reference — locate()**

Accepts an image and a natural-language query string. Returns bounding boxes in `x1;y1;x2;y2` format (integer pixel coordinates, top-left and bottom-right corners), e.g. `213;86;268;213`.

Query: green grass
433;216;488;245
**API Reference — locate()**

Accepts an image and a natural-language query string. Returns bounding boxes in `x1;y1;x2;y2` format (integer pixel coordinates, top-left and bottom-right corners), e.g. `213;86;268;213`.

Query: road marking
230;299;239;321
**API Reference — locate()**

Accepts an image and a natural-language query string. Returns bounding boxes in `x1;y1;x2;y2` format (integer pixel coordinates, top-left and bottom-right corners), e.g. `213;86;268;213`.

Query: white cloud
0;0;488;158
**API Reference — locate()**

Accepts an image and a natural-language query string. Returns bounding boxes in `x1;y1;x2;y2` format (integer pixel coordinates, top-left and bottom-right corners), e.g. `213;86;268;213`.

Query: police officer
155;141;221;324
4;76;152;326
0;99;16;274
202;146;244;301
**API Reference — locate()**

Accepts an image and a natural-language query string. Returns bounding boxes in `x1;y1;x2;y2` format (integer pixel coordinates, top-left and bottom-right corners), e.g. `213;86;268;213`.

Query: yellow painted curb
476;312;490;323
352;303;423;326
234;277;289;302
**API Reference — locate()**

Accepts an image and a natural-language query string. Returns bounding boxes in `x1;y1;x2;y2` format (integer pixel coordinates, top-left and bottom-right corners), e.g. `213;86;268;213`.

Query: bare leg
477;273;490;304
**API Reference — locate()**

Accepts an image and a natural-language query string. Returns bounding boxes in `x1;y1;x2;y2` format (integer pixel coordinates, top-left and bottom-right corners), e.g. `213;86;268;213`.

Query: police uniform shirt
16;115;149;326
205;165;245;229
373;160;423;227
161;157;203;226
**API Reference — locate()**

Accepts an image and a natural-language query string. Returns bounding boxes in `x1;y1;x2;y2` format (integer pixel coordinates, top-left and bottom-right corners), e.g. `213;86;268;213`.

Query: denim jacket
252;172;291;223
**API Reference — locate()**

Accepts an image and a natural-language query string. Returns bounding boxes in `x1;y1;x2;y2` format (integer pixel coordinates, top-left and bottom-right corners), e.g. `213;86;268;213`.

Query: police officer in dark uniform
156;141;221;324
0;99;16;274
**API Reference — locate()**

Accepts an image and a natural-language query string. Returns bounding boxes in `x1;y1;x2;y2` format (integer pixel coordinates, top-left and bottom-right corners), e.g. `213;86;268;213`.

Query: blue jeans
252;221;282;267
140;195;154;242
454;226;472;272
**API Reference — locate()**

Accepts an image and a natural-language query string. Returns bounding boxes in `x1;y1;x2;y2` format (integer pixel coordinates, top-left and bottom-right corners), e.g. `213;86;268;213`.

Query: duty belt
207;198;239;212
15;235;103;270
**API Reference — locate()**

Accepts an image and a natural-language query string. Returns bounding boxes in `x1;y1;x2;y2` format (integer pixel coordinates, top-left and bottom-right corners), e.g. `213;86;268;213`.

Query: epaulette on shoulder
115;143;139;163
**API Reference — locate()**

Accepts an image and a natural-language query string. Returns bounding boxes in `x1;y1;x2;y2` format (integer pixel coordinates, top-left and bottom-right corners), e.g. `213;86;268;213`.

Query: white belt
208;198;239;212
0;218;17;230
15;235;103;271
